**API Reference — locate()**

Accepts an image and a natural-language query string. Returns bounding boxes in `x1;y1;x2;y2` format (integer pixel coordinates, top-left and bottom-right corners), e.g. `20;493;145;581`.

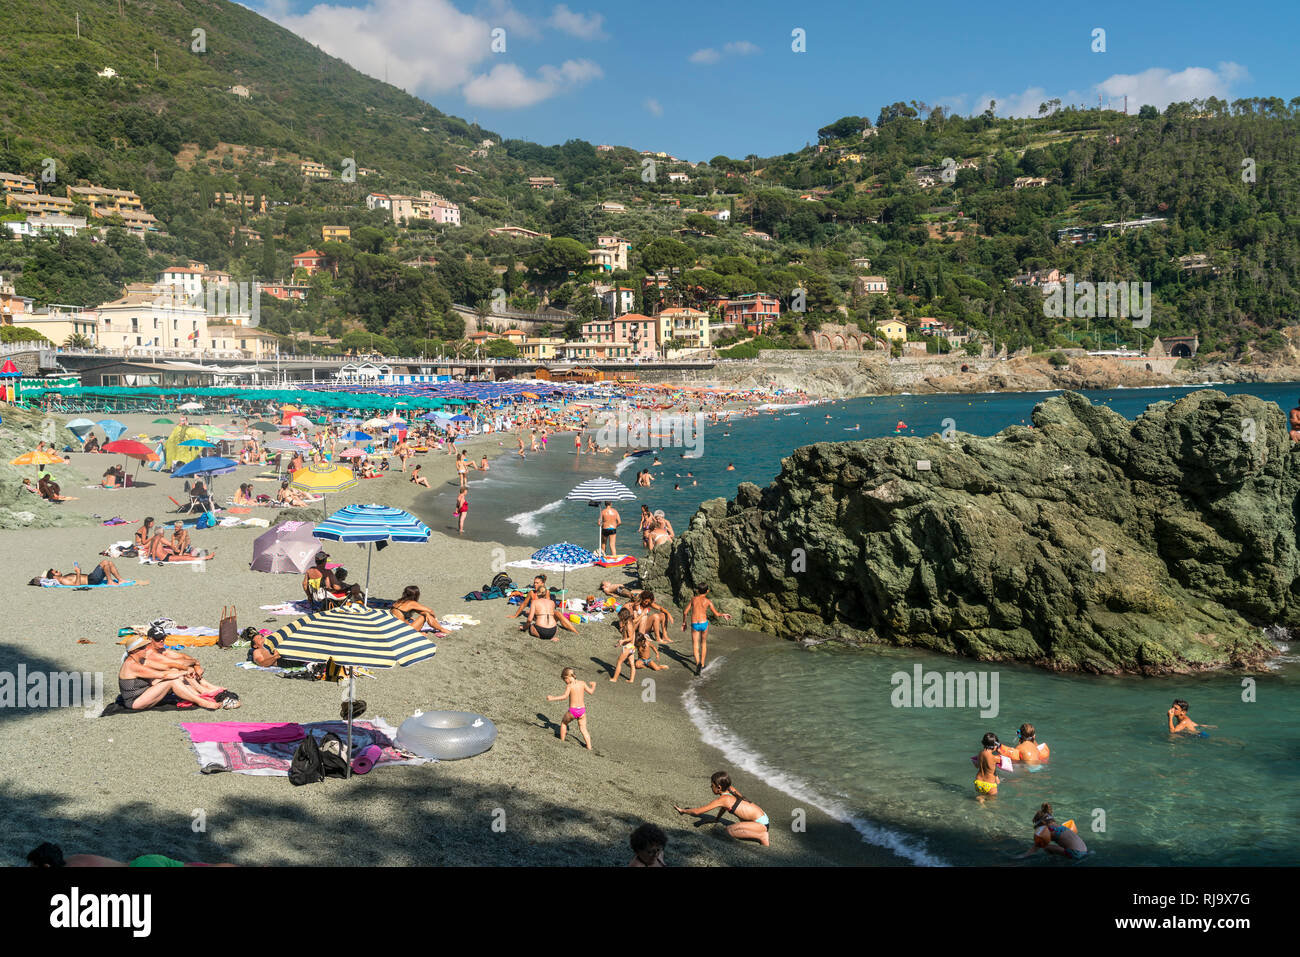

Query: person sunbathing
117;636;237;711
20;477;38;495
303;551;346;605
232;483;254;506
37;475;76;502
277;481;308;506
82;435;101;454
40;560;122;586
101;465;124;487
170;521;192;555
391;585;445;632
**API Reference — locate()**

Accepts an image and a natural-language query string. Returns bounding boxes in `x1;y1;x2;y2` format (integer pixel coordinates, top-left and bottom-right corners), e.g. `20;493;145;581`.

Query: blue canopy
173;456;237;477
97;419;127;442
315;504;431;544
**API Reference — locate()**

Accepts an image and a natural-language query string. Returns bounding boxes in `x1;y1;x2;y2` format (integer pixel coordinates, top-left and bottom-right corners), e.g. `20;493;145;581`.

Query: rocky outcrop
644;390;1293;674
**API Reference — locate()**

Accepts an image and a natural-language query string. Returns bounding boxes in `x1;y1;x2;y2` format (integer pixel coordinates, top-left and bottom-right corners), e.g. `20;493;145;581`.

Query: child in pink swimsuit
546;667;595;750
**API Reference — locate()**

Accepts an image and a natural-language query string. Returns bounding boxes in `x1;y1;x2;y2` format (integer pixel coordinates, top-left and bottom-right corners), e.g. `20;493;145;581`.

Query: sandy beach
0;411;893;867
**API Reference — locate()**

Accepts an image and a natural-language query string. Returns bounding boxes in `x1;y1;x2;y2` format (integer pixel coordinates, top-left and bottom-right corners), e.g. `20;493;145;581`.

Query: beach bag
317;732;350;779
218;606;238;648
491;572;514;592
289;734;324;786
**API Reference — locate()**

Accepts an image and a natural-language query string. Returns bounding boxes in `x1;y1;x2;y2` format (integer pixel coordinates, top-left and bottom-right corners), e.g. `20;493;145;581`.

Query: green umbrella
152;418;174;424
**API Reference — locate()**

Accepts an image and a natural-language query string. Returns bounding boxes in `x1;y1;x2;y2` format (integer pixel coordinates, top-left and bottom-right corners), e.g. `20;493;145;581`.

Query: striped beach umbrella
314;503;431;600
265;603;437;772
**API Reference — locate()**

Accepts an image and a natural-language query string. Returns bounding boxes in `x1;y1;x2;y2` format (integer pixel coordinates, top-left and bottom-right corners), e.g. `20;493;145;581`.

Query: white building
595;235;630;271
4;214;88;238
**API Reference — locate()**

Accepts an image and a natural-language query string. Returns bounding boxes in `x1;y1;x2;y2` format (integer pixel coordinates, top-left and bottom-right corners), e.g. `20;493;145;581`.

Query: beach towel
595;555;637;567
117;633;220;648
182;721;306;744
235;660;310;676
505;559;596;572
181;718;428;775
43;579;139;589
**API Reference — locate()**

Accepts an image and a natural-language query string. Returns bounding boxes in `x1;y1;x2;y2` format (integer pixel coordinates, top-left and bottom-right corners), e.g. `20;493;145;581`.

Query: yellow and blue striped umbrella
265;604;437;669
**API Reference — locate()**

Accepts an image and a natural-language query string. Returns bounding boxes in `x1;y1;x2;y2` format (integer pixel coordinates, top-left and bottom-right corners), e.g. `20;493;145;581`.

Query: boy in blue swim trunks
682;584;730;675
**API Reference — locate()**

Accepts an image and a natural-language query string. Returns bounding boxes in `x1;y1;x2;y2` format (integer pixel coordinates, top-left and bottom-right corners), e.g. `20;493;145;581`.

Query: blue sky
242;0;1297;161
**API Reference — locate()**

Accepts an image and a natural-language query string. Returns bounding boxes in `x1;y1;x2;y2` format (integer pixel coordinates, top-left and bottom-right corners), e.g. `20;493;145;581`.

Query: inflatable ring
397;711;497;760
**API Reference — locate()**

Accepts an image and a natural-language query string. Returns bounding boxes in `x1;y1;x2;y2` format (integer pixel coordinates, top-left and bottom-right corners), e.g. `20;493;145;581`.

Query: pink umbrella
338;448;366;459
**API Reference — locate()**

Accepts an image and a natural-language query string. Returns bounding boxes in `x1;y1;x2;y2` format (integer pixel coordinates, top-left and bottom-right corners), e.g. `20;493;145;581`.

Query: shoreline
0;412;891;866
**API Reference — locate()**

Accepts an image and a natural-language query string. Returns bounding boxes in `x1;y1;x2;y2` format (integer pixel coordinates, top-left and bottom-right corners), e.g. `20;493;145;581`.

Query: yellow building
6;193;75;216
322;225;351;241
878;319;908;341
518;336;568;362
656;307;711;350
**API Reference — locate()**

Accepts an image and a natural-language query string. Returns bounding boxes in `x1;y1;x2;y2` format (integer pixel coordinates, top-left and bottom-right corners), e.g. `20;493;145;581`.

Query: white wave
681;658;948;866
504;498;565;537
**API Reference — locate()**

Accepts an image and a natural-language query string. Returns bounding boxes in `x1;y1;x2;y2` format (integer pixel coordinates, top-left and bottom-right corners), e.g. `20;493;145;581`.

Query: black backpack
289;732;351;785
289;733;324;786
491;572;514;592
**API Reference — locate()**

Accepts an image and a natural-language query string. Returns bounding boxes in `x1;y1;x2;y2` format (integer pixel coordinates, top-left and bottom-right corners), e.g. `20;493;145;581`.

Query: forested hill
1;0;1299;361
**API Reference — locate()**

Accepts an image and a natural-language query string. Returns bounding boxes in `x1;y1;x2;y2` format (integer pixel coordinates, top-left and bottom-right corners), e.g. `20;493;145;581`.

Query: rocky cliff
644;390;1293;674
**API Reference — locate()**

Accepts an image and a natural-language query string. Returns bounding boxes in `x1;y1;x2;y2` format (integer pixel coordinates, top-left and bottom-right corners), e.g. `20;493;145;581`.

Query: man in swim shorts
599;501;621;558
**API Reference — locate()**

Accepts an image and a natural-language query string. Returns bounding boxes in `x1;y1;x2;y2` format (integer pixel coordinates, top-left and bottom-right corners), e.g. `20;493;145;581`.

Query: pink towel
182;721;306;744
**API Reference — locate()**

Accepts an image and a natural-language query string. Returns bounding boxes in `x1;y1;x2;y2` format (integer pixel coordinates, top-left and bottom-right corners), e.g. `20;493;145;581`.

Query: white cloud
277;0;492;94
251;0;605;109
644;98;663;117
689;40;759;65
463;58;602;108
966;62;1249;118
548;4;605;40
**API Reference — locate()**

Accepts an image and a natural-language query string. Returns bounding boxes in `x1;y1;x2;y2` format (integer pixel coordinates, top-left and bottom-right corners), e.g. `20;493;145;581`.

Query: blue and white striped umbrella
314;504;431;599
315;504;431;544
565;477;637;503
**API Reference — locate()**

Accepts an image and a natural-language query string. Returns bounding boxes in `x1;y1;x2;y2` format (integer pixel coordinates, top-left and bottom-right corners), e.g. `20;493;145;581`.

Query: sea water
415;382;1300;865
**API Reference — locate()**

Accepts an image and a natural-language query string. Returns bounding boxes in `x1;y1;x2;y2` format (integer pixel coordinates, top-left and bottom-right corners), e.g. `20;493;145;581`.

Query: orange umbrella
10;449;65;466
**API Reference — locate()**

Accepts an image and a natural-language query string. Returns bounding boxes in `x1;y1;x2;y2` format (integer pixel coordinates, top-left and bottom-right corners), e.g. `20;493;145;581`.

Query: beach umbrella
152;418;174;424
342;430;372;442
338;448;366;459
66;418;96;436
101;439;160;478
314;503;430;601
180;439;218;449
173;455;237;497
10;449;65;466
250;521;322;574
251;422;278;432
179;402;203;411
290;415;312;430
290;463;358;515
565;477;637;553
450;414;471;422
264;603;436;774
530;542;600;592
362;418;387;430
97;419;127;442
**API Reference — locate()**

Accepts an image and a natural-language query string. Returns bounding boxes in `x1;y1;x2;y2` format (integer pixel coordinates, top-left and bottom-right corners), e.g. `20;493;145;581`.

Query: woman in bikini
674;771;770;846
391;586;445;633
527;589;578;642
455;452;470;490
454;488;469;535
134;517;158;551
639;505;654;548
117;637;237;711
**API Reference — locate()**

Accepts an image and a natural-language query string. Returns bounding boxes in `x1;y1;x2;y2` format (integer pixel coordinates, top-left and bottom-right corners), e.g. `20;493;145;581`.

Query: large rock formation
644;390;1294;674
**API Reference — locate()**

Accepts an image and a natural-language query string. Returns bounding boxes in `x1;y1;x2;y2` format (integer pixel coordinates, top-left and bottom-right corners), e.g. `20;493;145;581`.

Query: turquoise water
414;382;1300;865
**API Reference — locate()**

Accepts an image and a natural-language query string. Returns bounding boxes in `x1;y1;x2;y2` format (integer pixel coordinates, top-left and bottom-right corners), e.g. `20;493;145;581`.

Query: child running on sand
682;584;731;675
1021;803;1088;860
546;667;595;749
975;732;1003;798
1167;699;1215;736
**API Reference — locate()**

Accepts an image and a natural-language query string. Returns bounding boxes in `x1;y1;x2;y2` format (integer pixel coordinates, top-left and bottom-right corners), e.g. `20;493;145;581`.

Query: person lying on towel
34;560;123;586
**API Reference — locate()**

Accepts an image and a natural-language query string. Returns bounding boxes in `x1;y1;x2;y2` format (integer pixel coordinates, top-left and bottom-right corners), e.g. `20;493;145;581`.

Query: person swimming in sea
975;732;1003;798
1001;723;1050;764
1167;699;1215;736
1021;803;1088;860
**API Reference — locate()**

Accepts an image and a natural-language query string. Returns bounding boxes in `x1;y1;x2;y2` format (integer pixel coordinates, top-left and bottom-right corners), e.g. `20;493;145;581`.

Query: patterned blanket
181;717;430;775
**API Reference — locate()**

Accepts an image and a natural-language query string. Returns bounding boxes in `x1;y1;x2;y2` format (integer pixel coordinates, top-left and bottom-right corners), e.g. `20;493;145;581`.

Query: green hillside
1;0;1299;361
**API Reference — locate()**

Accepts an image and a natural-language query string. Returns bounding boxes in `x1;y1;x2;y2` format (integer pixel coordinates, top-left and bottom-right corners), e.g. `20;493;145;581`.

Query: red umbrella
103;439;159;460
102;438;160;485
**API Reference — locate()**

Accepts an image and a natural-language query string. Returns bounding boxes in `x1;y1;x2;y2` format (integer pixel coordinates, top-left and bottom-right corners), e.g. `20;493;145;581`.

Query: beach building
718;293;780;332
655;306;711;351
13;304;98;346
877;319;908;341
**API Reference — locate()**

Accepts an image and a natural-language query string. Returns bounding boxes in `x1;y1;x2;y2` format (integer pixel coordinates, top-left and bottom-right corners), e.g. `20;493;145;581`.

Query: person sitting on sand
83;435;101;454
546;667;595;750
674;771;770;846
134;517;158;550
38;560;123;586
101;464;125;487
479;455;489;472
141;626;229;700
170;521;193;556
527;588;578;642
410;464;430;488
631;633;668;675
635;589;674;630
20;477;38;495
277;481;307;507
1021;803;1088;860
304;551;345;605
1168;698;1215;735
975;732;1003;798
628;823;667;867
232;483;254;506
1000;723;1050;764
509;575;545;617
37;474;75;502
117;636;238;711
391;585;445;633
